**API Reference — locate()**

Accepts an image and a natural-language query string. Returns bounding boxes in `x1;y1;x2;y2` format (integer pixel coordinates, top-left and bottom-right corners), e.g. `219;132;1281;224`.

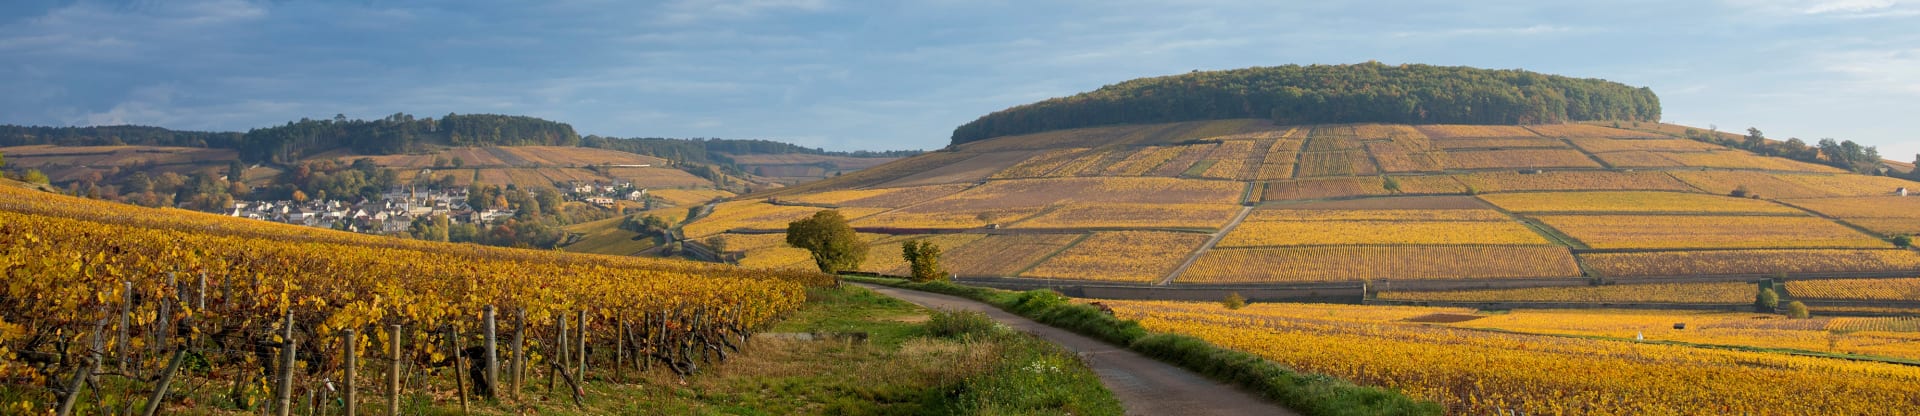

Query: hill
951;62;1661;146
694;117;1920;315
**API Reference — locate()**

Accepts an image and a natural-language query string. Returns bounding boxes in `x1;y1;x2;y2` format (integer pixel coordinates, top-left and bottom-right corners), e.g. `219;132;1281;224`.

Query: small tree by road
787;210;867;277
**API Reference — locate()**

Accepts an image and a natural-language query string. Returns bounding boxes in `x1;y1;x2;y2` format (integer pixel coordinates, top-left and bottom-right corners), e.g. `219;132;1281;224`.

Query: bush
926;310;999;339
1755;287;1779;312
1894;235;1912;248
1731;185;1751;198
1223;292;1248;310
1785;301;1810;319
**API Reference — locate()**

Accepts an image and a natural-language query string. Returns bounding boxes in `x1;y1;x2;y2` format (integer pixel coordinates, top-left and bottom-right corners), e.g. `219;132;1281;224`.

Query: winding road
852;283;1295;416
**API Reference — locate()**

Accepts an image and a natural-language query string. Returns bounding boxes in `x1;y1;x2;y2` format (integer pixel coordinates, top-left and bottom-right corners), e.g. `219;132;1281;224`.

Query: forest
950;62;1663;145
0;113;580;164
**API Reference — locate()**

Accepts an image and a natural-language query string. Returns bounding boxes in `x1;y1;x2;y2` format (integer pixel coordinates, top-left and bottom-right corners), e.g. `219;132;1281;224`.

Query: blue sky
1;0;1916;156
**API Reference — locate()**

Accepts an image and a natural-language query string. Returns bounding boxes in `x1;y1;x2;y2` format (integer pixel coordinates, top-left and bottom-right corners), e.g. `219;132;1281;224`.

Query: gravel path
852;282;1296;416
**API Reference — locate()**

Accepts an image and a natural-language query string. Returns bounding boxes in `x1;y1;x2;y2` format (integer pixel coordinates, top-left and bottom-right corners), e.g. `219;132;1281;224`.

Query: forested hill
950;62;1662;146
0;113;578;164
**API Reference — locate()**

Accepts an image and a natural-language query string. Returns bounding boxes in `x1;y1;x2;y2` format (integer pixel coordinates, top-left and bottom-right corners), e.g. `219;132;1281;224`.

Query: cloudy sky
1;0;1916;155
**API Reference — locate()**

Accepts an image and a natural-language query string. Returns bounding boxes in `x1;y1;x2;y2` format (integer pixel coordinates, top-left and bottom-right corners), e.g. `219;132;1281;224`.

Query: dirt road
1158;205;1255;285
852;283;1296;416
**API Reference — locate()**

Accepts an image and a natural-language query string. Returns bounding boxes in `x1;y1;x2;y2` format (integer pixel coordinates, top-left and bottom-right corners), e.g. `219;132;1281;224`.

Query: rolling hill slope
695;118;1920;312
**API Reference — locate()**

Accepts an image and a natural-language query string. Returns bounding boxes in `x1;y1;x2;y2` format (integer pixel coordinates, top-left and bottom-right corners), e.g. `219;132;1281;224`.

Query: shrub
1223;292;1248;310
1755;287;1779;312
1894;235;1912;248
1731;185;1751;198
926;310;998;339
1785;301;1810;319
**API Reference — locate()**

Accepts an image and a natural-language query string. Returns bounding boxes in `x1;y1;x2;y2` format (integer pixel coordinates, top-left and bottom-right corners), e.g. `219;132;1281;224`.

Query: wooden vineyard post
277;313;296;416
451;325;469;415
56;311;109;416
615;321;626;382
511;309;525;402
343;329;357;416
388;325;402;416
118;281;132;374
550;313;567;394
483;305;498;399
576;310;588;383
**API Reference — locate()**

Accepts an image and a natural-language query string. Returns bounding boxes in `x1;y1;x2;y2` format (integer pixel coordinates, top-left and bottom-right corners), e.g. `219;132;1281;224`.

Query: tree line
1690;127;1887;174
950;62;1662;146
0;113;580;164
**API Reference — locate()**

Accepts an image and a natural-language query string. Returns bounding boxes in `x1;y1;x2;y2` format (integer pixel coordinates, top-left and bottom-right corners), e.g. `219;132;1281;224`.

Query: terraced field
712;120;1920;291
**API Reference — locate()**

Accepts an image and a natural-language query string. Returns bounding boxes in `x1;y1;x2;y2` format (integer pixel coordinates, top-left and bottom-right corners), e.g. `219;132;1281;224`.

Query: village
226;180;649;234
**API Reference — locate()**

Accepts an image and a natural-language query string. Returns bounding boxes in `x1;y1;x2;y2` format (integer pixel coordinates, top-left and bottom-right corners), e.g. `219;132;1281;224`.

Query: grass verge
846;276;1442;416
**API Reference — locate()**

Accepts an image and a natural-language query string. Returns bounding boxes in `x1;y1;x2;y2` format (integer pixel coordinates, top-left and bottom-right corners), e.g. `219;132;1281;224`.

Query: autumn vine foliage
0;184;827;413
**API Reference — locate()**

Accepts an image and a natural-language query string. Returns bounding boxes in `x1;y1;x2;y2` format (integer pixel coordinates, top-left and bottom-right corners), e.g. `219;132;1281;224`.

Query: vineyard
1378;282;1754;304
1105;300;1920;415
1181;246;1581;283
1021;231;1209;283
1218;220;1548;247
0;185;826;415
1535;215;1886;249
1788;277;1920;301
1580;249;1920;277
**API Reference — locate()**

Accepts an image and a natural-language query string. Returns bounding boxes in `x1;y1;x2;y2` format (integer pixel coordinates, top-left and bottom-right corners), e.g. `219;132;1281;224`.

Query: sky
1;0;1916;156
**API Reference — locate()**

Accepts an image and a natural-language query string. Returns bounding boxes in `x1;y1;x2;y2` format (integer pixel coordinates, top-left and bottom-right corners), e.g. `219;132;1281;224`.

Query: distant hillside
951;62;1661;146
0;113;579;164
700;119;1920;296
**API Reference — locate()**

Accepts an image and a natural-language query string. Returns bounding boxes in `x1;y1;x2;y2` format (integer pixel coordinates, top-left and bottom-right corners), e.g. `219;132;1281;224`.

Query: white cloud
660;0;829;23
1820;48;1920;95
1723;0;1916;16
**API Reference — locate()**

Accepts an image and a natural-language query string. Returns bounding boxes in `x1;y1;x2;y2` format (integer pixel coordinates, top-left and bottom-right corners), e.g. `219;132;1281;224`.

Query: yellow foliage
1023;231;1209;283
1181;246;1580;283
1581;249;1920;277
1479;191;1801;214
1379;282;1753;304
1443;149;1601;170
1015;203;1242;230
1456;171;1694;193
1219;221;1547;247
1789;277;1920;301
1537;215;1884;249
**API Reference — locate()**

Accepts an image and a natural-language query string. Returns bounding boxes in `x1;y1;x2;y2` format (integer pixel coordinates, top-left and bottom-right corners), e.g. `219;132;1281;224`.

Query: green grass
559;216;658;256
22;284;1121;415
846;276;1442;416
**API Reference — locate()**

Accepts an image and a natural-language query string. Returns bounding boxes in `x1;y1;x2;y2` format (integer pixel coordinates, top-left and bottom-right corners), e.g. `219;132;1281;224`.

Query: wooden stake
118;281;132;374
451;325;469;415
615;320;626;382
511;309;525;402
277;313;295;416
388;325;401;416
343;329;357;416
550;313;566;393
483;306;498;399
576;310;588;382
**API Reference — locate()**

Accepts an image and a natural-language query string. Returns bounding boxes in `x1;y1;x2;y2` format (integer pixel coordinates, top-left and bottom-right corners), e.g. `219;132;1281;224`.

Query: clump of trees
786;210;867;276
1685;127;1886;174
952;62;1662;145
1755;287;1780;313
1223;292;1248;310
902;240;945;282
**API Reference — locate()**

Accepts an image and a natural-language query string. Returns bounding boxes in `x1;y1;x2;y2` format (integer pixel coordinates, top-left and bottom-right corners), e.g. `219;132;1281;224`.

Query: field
681;200;885;238
856;233;990;276
1454;171;1695;192
1262;177;1390;201
1244;208;1510;222
1785;196;1920;235
1478;191;1800;214
1536;215;1886;249
1104;300;1920;415
1579;249;1920;277
1413;124;1539;138
1449;309;1920;360
1664;151;1848;173
1430;137;1567;150
1378;282;1754;304
851;206;1049;229
1294;151;1377;177
1013;203;1242;230
1217;220;1548;247
1788;277;1920;301
1021;231;1209;283
1441;149;1600;170
1567;137;1722;153
939;234;1085;277
1524;124;1666;138
644;188;735;206
777;183;969;208
1671;171;1914;198
1365;142;1444;173
1181;246;1580;283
